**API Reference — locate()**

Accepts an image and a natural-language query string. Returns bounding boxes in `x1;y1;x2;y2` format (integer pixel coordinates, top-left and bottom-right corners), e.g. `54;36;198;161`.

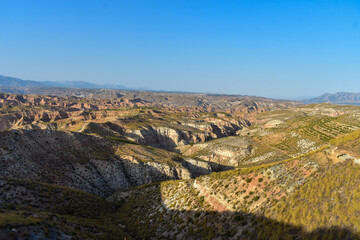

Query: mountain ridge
304;92;360;105
0;74;131;90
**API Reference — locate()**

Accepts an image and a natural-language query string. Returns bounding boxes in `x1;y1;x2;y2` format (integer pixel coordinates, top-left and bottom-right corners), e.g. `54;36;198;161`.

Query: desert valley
1;82;360;239
1;1;359;239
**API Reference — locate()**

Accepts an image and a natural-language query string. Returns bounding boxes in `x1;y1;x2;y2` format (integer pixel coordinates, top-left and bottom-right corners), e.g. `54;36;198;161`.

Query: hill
3;93;360;238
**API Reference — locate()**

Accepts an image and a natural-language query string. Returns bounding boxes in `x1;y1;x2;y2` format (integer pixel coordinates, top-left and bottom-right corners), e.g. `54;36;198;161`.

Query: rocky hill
0;129;220;197
110;144;360;239
3;92;360;239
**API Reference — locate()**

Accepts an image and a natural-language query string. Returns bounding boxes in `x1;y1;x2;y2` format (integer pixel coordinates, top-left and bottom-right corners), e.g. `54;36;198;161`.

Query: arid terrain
2;89;360;239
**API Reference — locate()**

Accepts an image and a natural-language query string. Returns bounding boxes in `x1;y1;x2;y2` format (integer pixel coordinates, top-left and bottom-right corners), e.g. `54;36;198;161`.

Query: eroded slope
0;130;215;197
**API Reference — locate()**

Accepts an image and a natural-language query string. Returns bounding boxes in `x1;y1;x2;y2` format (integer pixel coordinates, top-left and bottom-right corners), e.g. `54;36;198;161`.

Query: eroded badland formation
2;88;360;239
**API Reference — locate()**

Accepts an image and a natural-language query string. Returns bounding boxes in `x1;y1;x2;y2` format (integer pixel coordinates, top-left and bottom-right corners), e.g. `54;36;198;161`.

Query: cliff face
125;119;251;151
126;126;213;151
0;130;213;197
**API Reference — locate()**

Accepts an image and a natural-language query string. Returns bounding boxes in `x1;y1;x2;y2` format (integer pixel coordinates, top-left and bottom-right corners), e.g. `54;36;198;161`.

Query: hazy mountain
0;75;44;87
41;80;101;89
304;92;360;105
0;74;128;90
282;96;316;101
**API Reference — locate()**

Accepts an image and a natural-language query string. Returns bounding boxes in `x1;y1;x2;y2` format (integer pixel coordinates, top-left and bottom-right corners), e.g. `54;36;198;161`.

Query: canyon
2;90;360;239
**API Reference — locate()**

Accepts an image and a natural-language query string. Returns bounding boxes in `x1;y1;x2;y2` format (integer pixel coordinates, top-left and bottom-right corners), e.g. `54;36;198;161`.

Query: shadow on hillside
1;176;358;240
3;130;356;239
0;129;231;198
124;127;186;151
117;183;360;240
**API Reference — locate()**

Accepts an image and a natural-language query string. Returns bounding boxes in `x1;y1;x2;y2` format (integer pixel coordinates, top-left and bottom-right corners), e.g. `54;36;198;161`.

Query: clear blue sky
0;0;359;98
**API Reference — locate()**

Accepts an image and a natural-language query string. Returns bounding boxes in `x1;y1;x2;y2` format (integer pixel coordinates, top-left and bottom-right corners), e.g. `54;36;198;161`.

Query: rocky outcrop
125;119;251;151
126;126;212;150
178;136;253;167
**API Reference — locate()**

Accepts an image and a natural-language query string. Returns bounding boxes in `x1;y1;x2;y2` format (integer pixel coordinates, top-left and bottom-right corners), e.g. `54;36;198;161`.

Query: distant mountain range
0;74;149;90
2;75;360;105
304;92;360;105
0;75;44;87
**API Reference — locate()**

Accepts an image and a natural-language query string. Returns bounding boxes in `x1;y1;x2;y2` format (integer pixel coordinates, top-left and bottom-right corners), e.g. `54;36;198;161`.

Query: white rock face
248;152;276;164
264;120;284;128
126;119;250;151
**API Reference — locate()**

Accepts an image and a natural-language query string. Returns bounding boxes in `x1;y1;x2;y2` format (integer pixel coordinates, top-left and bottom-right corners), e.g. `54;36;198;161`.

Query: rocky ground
2;91;360;239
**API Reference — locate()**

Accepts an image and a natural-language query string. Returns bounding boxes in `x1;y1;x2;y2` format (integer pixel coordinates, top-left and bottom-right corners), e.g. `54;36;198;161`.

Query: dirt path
78;122;88;132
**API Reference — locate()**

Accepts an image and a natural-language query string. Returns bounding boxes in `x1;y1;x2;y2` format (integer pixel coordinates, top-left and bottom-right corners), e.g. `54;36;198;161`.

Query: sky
0;0;359;99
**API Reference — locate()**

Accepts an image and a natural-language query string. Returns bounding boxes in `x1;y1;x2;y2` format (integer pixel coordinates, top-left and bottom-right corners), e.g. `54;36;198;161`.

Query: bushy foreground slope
0;178;131;240
111;148;360;239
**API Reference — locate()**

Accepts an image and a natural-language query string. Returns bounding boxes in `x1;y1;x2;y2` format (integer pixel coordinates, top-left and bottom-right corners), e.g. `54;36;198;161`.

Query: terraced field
298;116;358;143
